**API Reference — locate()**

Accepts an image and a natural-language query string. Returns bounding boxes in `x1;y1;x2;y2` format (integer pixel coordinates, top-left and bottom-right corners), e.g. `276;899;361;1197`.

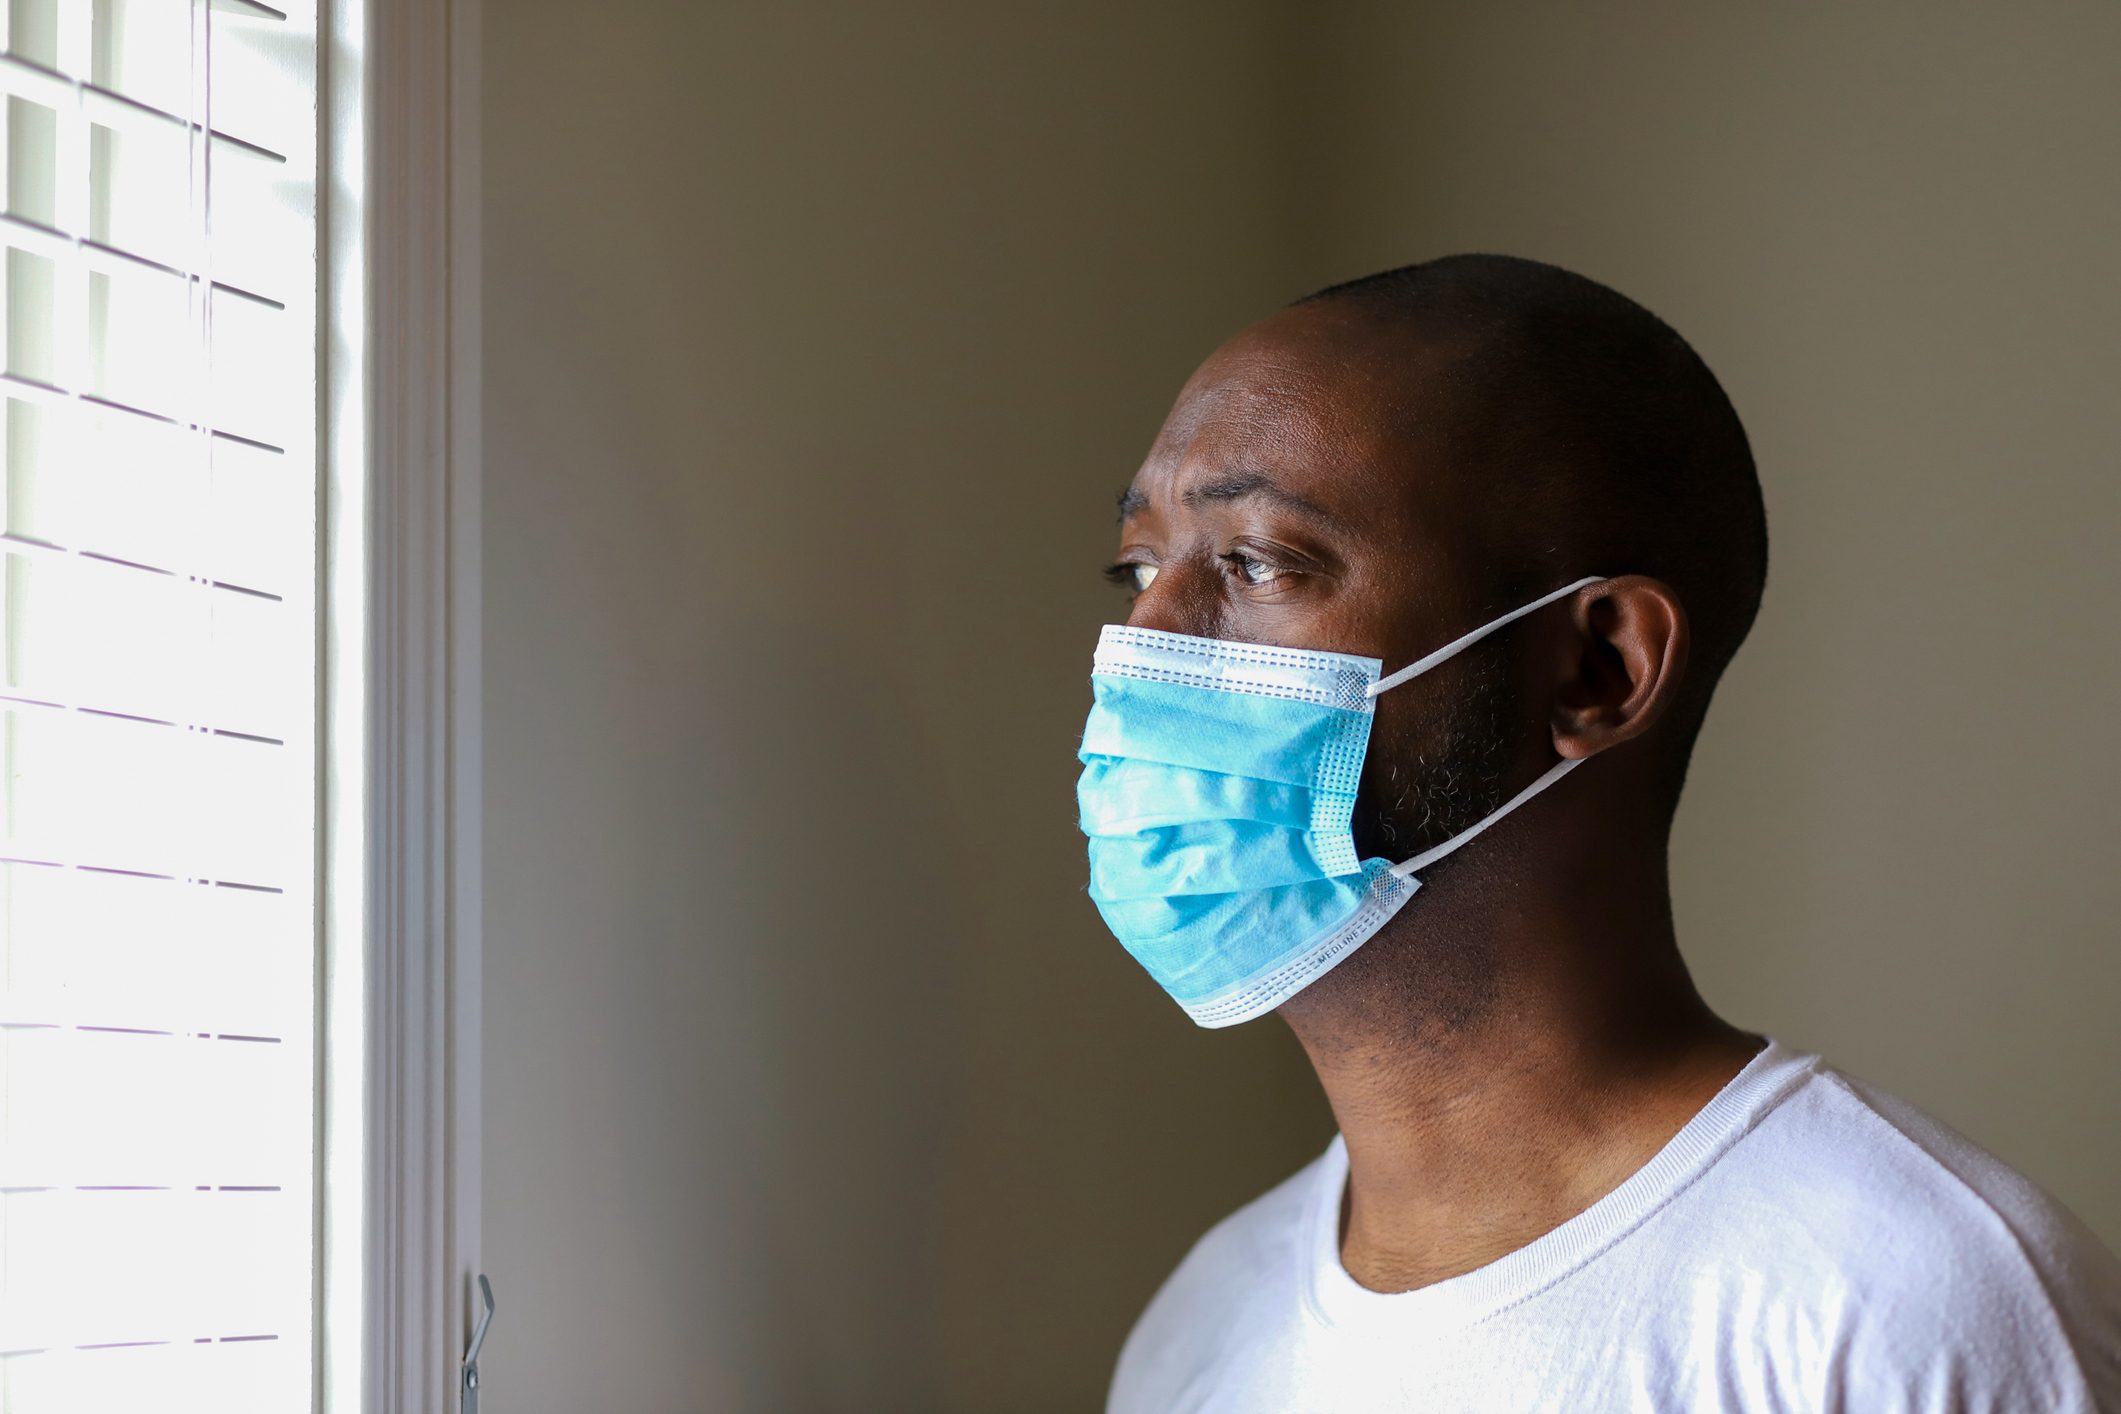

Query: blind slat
0;1187;304;1346
0;53;291;163
0;1331;295;1414
3;543;299;739
0;859;293;1034
2;1024;303;1189
4;709;304;883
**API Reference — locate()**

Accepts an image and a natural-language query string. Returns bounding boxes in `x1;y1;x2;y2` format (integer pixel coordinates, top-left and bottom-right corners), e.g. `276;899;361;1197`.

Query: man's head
1111;254;1766;874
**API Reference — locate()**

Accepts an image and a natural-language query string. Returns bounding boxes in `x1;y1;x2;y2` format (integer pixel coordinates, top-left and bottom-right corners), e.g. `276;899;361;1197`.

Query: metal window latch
461;1274;496;1414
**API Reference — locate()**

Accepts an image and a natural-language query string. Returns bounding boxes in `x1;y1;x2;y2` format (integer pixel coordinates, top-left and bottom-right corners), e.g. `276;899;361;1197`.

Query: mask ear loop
1388;757;1583;880
1364;575;1609;882
1363;575;1608;700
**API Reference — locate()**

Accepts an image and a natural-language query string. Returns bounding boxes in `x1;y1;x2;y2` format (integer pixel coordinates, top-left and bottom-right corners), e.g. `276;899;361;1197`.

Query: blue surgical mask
1076;576;1606;1027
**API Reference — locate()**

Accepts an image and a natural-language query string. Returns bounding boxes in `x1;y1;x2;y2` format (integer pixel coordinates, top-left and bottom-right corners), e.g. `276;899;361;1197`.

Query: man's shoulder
1130;1144;1322;1323
1697;1058;2121;1389
1108;1146;1327;1410
1736;1060;2114;1271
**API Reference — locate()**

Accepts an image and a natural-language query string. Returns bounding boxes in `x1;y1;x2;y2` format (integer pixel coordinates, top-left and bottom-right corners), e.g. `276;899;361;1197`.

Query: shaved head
1294;255;1768;803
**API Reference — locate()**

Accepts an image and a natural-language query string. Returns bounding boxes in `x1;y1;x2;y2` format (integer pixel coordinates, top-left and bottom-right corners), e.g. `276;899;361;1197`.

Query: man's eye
1104;561;1159;593
1225;553;1285;585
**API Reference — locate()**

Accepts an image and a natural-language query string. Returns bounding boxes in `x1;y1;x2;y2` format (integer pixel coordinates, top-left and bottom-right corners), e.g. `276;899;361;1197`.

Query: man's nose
1125;558;1224;639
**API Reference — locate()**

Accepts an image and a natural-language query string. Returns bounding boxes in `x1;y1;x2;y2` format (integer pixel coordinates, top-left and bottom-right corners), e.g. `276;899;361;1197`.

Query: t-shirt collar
1302;1037;1818;1336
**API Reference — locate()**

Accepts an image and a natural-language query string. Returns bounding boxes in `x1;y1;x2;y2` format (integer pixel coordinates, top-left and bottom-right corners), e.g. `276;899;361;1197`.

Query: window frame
319;0;481;1409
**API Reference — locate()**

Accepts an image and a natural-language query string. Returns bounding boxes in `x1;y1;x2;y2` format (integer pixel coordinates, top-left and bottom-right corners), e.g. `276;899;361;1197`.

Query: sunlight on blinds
0;0;319;1409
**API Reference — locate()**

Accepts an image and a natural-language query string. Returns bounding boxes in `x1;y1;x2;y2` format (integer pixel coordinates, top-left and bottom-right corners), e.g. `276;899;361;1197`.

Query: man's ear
1550;576;1689;761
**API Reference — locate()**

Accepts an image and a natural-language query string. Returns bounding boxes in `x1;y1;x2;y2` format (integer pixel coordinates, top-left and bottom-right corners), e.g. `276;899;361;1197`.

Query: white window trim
321;0;481;1409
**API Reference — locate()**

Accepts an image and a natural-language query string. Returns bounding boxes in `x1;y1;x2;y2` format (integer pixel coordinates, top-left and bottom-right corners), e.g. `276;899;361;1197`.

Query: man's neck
1278;849;1760;1294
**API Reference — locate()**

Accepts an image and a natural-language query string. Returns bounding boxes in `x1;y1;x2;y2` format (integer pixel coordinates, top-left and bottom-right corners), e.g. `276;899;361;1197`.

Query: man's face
1110;303;1523;858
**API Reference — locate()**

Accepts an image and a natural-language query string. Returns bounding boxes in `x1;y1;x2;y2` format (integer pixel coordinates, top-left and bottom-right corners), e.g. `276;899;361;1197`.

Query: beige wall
480;5;1322;1410
482;4;2120;1409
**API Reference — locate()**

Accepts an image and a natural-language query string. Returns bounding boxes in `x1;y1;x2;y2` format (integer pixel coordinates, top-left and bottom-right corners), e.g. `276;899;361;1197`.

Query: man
1077;255;2121;1411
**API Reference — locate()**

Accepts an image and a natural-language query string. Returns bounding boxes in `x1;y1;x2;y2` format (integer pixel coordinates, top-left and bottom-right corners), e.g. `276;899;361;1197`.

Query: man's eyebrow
1181;471;1339;525
1115;471;1342;526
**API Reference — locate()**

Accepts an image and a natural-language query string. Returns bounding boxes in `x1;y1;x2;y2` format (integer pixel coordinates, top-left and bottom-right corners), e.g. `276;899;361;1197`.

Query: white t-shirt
1109;1040;2121;1413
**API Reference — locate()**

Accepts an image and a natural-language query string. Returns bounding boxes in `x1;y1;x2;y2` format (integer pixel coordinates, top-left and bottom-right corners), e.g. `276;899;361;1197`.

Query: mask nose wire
1362;575;1609;699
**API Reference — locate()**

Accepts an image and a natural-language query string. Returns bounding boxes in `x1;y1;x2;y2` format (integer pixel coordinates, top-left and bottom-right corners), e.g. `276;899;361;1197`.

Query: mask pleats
1079;673;1370;794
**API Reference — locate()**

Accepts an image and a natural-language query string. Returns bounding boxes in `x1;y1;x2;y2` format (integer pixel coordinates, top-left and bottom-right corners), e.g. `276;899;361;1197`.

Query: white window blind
0;0;320;1409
